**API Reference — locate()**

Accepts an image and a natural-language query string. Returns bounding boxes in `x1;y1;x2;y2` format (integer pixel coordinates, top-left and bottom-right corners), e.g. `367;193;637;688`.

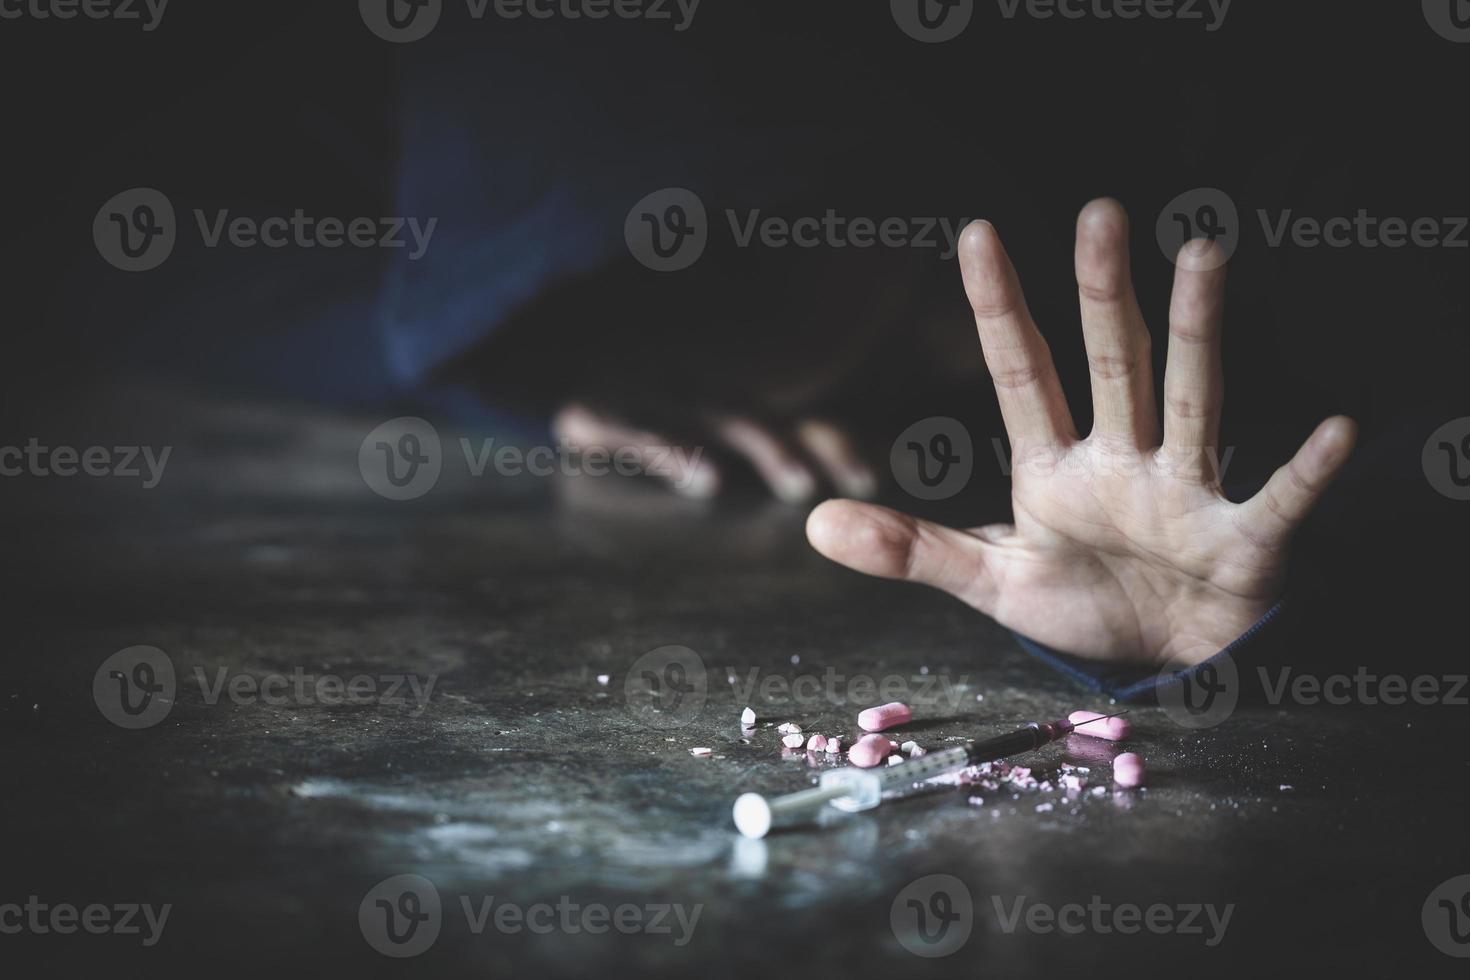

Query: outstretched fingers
959;221;1076;452
1075;199;1157;449
1237;416;1357;544
1162;237;1228;483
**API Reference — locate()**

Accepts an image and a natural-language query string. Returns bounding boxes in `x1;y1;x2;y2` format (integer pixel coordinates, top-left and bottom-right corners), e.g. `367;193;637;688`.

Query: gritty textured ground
3;388;1467;978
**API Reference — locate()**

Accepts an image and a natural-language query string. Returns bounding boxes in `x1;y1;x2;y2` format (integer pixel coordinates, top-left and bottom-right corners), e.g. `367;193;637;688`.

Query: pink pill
847;733;895;768
1113;752;1145;788
857;702;912;732
1068;710;1131;741
806;733;828;752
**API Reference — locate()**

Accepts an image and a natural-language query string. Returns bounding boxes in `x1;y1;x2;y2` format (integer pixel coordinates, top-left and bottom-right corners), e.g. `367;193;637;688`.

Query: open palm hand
807;200;1355;667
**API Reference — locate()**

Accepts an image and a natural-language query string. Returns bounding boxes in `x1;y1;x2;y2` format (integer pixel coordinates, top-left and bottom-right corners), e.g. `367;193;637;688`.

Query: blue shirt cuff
1011;601;1287;703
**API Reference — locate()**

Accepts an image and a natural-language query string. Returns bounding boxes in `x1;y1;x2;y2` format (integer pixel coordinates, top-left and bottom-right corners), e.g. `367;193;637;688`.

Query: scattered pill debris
899;740;925;757
1113;752;1145;788
740;707;757;725
1035;802;1054;813
777;722;802;735
781;733;805;748
1068;709;1131;741
806;733;828;752
825;737;842;754
689;747;713;757
848;733;895;768
596;674;610;686
857;701;912;732
887;755;905;766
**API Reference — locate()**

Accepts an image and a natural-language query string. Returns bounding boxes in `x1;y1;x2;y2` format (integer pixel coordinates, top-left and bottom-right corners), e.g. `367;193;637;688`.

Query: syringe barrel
962;724;1050;764
818;767;885;812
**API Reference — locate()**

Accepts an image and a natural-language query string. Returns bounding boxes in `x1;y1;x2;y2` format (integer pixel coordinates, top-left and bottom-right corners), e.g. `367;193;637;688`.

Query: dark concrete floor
4;389;1467;978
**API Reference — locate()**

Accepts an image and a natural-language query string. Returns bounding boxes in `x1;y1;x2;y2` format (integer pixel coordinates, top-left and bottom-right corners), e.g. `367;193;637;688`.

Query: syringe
732;710;1127;838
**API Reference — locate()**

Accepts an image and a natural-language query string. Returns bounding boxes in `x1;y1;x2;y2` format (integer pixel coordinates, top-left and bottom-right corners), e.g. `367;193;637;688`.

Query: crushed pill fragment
806;733;828;752
596;674;610;686
689;747;713;757
825;737;842;754
1068;710;1131;741
887;755;905;766
777;722;802;735
899;740;926;757
1035;802;1054;813
857;701;912;732
781;733;805;748
847;733;894;768
1113;752;1145;788
741;707;757;725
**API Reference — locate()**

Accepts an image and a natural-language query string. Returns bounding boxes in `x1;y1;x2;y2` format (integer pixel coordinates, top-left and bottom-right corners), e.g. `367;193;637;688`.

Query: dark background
8;0;1467;656
3;3;1469;976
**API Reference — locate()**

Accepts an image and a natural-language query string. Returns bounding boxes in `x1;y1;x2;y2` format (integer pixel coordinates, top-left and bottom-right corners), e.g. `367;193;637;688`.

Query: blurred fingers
552;402;720;499
795;419;877;499
714;416;818;505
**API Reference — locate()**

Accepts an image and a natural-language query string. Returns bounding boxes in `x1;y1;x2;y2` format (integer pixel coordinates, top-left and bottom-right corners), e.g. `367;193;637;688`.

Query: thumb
805;499;998;613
